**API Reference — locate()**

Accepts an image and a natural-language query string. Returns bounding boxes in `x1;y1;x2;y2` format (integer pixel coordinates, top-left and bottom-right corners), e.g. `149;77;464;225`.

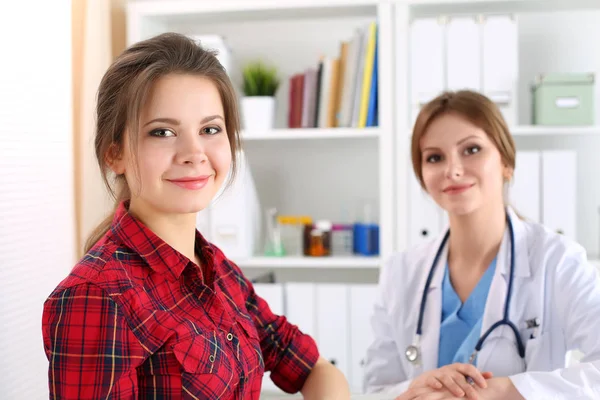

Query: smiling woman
41;32;350;400
363;90;600;400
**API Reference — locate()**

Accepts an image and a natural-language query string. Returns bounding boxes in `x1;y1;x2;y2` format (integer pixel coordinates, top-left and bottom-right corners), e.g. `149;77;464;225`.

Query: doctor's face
419;113;511;216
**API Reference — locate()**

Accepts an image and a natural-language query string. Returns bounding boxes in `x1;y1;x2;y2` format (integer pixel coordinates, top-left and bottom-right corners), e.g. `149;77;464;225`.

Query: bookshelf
127;0;600;269
127;0;394;277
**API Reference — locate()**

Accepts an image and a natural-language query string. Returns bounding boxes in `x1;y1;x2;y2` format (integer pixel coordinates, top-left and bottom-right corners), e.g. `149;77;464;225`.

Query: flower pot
241;96;275;132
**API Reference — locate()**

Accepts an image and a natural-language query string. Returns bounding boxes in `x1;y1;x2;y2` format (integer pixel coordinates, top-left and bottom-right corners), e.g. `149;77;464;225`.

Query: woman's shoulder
521;218;584;255
48;234;145;300
519;217;588;274
380;238;439;287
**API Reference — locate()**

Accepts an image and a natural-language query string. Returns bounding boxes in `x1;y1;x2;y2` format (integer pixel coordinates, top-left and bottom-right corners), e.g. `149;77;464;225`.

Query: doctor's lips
443;183;474;195
166;175;212;190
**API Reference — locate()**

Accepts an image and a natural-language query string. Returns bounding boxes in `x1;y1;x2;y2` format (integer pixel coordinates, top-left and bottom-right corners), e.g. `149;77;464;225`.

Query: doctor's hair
410;90;516;189
83;32;242;253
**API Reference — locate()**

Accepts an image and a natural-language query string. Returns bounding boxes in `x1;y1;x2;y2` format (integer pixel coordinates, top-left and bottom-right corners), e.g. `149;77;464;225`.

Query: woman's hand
405;363;493;400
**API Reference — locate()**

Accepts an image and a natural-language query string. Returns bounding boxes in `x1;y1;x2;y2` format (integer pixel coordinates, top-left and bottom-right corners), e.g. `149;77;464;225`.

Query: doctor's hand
394;386;469;400
406;363;493;400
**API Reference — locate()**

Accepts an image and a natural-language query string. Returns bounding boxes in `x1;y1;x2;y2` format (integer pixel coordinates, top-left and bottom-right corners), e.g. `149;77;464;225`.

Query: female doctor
363;90;600;400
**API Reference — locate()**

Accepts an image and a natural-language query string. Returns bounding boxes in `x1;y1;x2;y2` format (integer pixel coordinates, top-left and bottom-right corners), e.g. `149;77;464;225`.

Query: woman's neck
128;200;199;264
447;203;506;274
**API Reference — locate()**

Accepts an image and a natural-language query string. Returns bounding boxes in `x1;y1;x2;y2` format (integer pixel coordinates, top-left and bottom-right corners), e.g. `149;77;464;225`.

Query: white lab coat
364;208;600;399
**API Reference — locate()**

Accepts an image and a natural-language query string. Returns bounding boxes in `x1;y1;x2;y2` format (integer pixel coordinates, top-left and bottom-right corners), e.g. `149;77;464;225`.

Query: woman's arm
229;260;345;394
42;283;146;399
301;357;351;400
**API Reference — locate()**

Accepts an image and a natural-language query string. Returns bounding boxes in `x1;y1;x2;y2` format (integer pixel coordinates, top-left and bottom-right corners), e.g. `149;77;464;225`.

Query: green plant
242;61;280;97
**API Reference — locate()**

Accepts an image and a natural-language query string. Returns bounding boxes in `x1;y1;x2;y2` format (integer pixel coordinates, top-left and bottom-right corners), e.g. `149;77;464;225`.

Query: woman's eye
426;154;441;163
149;128;175;137
465;145;481;155
202;126;221;135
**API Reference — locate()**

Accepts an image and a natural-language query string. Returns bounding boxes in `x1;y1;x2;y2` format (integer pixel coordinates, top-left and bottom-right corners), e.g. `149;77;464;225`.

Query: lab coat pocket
525;333;547;371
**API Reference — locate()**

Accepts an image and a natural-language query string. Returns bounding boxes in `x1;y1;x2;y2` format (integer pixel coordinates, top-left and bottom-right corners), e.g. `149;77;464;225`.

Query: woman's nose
445;155;463;179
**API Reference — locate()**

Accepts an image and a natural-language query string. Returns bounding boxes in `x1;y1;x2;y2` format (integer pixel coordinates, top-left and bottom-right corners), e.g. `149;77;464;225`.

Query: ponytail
83;180;130;253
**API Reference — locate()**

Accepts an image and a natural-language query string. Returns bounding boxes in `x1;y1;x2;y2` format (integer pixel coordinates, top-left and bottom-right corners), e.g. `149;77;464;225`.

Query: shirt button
227;333;234;341
209;355;215;363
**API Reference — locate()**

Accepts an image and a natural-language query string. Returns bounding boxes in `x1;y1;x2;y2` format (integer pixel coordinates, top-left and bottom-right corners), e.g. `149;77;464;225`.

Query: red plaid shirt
42;202;319;399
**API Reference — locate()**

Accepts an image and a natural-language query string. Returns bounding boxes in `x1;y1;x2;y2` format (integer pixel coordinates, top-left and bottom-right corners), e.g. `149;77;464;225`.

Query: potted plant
241;61;280;132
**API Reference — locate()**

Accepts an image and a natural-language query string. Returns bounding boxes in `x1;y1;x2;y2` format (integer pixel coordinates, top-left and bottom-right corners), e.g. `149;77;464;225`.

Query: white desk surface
260;393;390;400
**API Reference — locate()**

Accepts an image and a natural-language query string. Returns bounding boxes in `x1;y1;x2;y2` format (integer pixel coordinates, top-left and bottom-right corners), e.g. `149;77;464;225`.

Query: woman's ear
106;143;125;175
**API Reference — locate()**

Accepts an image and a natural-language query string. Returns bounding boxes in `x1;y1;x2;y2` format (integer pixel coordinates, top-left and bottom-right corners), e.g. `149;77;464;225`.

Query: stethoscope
405;214;526;367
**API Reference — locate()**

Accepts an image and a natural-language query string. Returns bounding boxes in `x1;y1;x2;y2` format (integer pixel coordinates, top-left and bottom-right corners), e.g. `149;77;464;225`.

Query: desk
260;394;391;400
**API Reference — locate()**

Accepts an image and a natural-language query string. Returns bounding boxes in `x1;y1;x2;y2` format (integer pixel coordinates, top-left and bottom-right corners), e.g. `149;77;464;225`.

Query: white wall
0;0;75;398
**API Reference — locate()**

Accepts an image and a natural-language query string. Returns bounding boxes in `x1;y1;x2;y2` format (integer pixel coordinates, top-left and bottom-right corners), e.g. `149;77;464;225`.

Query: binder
253;283;284;315
196;150;261;259
284;283;316;338
541;151;577;239
348;284;378;393
408;172;444;246
410;18;445;124
446;17;481;92
253;283;284;394
509;151;541;223
316;284;350;379
482;15;518;126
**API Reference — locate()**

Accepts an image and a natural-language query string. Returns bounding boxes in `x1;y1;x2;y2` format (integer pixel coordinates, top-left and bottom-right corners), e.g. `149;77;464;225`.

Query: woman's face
419;113;511;216
112;73;232;218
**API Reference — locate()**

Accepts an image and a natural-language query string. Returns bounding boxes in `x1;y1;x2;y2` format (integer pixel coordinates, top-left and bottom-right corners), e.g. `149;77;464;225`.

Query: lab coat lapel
419;235;448;372
475;228;509;370
477;209;531;370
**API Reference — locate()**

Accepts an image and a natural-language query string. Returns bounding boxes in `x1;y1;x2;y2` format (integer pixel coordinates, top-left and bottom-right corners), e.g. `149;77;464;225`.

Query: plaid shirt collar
111;201;216;282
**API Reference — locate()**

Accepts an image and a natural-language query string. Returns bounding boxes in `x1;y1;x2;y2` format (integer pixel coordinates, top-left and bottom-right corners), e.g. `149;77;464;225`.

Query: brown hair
411;90;516;189
84;32;241;252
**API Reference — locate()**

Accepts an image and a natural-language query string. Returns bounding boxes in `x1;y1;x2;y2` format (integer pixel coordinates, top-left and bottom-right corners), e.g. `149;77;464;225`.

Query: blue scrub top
437;257;497;367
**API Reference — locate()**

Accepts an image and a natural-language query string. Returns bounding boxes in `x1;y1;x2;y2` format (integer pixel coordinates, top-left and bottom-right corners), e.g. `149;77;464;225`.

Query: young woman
42;33;349;399
363;90;600;399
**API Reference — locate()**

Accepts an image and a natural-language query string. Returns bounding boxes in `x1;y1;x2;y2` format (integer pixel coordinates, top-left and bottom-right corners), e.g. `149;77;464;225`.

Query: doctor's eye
149;128;176;138
464;145;481;155
425;154;442;163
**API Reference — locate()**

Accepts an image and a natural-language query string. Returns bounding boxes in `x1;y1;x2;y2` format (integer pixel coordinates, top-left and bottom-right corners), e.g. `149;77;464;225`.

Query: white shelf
404;0;600;17
511;125;600;137
234;256;381;268
241;127;380;141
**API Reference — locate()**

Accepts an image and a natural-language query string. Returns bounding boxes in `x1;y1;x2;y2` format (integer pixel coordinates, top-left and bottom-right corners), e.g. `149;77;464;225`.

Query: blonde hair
84;33;242;252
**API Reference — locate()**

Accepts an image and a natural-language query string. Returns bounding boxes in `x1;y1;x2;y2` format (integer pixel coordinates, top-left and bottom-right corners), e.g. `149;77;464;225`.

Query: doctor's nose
445;157;463;179
175;134;208;165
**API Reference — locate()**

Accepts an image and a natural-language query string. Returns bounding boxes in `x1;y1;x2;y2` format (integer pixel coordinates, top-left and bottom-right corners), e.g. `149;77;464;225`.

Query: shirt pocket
236;315;265;373
171;330;230;376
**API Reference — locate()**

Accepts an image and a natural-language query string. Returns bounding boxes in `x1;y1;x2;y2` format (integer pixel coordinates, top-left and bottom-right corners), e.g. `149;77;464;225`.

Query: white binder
284;283;316;338
408;172;444;247
509;151;541;223
482;15;519;126
349;284;378;394
541;151;577;239
196;150;261;258
446;17;481;92
253;283;284;316
316;284;350;379
253;283;284;394
410;18;445;124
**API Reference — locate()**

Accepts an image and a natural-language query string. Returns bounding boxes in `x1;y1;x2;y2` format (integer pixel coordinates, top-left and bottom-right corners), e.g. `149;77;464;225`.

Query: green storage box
531;73;595;126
